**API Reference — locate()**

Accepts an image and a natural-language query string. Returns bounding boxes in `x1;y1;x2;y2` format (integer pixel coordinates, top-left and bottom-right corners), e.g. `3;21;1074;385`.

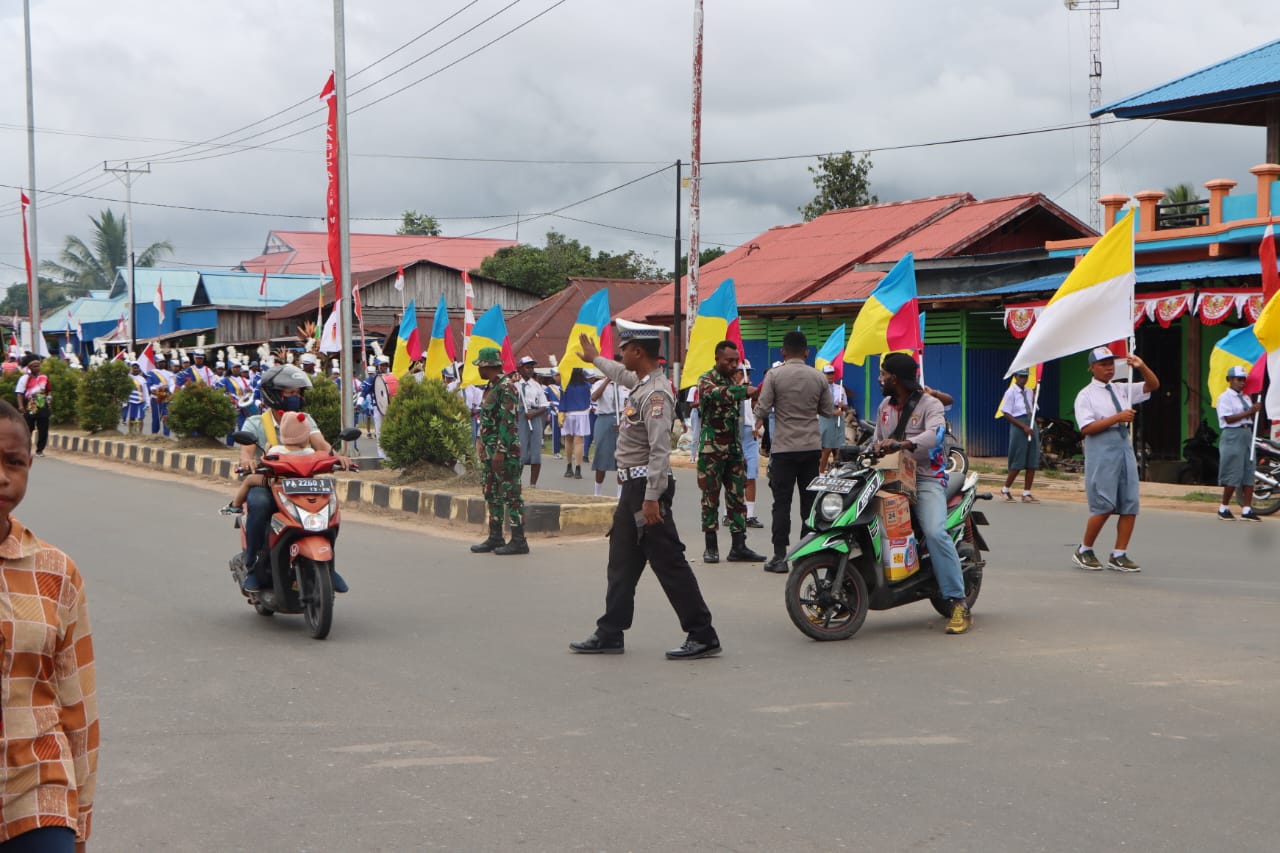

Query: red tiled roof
863;194;1093;262
622;194;973;321
239;230;517;276
507;278;668;366
624;192;1095;319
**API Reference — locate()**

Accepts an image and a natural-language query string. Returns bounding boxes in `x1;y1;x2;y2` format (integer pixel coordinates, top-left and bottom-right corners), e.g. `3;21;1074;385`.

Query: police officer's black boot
703;530;719;564
495;525;529;555
471;518;505;553
727;531;766;562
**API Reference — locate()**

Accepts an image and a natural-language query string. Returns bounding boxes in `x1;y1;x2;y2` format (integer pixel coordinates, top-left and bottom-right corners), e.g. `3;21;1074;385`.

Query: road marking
367;756;497;769
330;740;440;754
753;701;857;714
842;736;967;746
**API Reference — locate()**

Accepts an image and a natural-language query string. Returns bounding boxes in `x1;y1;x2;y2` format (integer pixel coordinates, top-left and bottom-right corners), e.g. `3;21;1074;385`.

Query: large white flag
1006;211;1135;377
318;306;342;354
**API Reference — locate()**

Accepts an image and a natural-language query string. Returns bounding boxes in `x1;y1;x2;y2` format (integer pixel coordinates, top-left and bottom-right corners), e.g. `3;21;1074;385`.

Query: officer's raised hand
577;333;600;364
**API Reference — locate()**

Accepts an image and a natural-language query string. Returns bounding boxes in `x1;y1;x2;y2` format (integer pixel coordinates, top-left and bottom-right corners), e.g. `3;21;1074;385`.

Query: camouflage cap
473;346;503;367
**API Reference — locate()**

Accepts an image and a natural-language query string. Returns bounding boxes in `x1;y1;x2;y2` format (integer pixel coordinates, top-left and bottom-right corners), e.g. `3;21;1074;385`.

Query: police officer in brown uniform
569;321;722;660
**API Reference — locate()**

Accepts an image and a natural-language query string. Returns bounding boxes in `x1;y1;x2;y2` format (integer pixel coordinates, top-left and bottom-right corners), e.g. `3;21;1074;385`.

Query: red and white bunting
153;280;166;324
1003;304;1043;339
320;73;342;301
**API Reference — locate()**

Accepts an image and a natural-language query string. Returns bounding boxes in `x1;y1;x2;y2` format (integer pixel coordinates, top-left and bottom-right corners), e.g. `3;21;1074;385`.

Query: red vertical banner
20;191;33;310
1260;223;1279;306
320;73;342;301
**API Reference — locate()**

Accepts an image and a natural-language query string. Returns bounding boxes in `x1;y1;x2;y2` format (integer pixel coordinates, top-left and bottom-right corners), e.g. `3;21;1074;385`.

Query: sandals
1021;494;1040;503
1001;489;1015;502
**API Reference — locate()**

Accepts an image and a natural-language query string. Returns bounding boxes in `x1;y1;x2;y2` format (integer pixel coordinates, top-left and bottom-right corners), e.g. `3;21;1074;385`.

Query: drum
373;373;399;415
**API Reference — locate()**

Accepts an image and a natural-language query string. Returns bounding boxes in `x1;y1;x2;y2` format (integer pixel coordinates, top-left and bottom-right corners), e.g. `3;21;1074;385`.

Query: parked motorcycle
1177;419;1220;486
227;428;361;639
1037;415;1084;472
1251;436;1280;516
782;445;993;641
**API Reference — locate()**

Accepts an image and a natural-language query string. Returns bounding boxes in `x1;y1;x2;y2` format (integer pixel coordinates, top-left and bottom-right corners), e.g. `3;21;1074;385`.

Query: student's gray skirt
1217;426;1256;487
1006;415;1040;471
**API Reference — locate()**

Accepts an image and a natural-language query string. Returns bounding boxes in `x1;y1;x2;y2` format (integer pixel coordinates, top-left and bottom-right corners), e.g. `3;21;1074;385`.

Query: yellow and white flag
1005;210;1135;377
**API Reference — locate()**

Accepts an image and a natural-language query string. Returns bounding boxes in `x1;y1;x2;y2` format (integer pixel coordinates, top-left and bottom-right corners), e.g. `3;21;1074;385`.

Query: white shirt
462;385;485;413
1074;379;1151;430
740;399;756;429
1000;383;1034;418
592;378;624;416
515;377;548;413
1216;388;1253;429
827;383;848;411
14;374;28;395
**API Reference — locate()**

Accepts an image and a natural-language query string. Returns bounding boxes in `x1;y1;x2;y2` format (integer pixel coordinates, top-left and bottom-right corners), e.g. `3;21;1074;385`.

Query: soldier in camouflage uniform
695;341;766;564
470;347;530;556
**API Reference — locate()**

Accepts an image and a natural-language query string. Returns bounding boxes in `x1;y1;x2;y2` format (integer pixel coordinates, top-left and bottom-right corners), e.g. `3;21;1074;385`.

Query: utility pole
22;0;41;350
1066;0;1119;232
104;160;150;352
686;0;704;350
673;159;682;376
333;0;354;435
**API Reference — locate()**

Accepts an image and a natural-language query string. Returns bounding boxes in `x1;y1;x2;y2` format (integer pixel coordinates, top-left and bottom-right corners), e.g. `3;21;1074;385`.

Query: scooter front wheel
300;558;335;640
785;554;868;641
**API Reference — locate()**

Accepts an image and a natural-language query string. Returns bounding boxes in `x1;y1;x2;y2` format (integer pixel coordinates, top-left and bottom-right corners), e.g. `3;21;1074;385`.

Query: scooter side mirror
338;427;363;443
231;431;258;446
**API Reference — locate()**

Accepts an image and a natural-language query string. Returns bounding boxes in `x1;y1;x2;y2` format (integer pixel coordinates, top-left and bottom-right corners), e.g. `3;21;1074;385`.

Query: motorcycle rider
872;352;971;635
235;364;352;593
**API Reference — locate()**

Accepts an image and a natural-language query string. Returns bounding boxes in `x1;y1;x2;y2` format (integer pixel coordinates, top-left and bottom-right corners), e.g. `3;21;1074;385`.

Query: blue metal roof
196;272;323;308
935;257;1274;301
1095;39;1280;118
109;268;201;304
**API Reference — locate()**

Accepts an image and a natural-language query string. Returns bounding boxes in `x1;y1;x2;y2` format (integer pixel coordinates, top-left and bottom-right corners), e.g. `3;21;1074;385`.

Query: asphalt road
20;454;1280;852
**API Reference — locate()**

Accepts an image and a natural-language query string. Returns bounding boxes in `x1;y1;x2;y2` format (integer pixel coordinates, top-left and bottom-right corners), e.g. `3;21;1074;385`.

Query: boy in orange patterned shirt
0;400;97;852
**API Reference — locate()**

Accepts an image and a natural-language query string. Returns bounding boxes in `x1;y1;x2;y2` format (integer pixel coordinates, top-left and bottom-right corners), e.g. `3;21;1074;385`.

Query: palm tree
1160;183;1206;228
40;209;172;296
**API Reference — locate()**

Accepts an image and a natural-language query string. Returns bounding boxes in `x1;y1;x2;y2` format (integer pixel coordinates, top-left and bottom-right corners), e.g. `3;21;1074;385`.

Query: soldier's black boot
727;531;766;562
495;525;530;555
702;530;719;564
471;518;505;553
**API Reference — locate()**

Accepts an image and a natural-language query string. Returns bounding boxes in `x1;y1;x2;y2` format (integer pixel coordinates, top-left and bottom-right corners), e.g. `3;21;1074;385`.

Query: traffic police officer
569;321;722;660
470;347;529;556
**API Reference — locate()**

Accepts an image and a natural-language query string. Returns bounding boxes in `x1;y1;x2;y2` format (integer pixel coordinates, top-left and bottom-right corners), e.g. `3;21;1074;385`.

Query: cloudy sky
0;0;1273;289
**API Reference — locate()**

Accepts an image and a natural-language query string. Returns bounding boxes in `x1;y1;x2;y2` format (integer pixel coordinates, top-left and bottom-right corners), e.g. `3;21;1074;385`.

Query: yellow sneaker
945;602;972;635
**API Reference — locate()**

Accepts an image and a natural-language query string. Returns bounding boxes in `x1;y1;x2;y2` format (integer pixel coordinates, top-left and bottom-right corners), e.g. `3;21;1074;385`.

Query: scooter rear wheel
300;558;335;640
785;554;868;641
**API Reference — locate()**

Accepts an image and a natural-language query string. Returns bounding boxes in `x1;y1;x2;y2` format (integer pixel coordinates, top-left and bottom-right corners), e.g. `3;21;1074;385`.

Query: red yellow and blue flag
1209;325;1266;404
559;288;612;387
461;304;515;387
682;278;743;388
423;294;458;381
392;298;423;376
815;324;846;379
844;254;921;367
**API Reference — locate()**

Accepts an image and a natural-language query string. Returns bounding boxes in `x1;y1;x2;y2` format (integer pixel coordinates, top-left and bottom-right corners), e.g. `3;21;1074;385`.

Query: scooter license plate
282;478;333;495
806;476;855;494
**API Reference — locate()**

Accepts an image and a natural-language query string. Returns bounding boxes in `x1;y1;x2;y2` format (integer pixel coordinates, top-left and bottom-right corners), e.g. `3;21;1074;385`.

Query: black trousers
596;476;716;644
24;412;49;454
767;450;820;551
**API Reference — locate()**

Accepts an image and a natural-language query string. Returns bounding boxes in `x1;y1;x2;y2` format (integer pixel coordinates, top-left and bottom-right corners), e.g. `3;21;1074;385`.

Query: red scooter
228;430;359;639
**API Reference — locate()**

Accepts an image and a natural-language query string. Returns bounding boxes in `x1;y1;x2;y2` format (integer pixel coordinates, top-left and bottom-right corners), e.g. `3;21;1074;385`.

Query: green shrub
0;370;18;407
167;382;237;438
379;376;472;468
304;374;342;443
76;361;133;432
42;358;82;426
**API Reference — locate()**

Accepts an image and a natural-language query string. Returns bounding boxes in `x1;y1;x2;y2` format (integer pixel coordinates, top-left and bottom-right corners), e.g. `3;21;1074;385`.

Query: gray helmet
259;363;313;410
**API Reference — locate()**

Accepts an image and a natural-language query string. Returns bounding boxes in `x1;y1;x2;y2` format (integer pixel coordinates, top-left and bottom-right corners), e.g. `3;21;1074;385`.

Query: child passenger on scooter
220;411;315;515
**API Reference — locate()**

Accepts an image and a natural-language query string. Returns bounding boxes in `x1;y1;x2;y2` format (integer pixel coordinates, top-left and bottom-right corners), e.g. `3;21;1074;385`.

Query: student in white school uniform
589;360;625;497
515;356;550;487
1215;364;1264;521
999;368;1040;502
818;365;850;472
1071;346;1160;573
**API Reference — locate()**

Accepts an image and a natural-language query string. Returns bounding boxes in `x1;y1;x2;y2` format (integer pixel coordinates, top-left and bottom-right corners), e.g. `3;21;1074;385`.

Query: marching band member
146;356;176;436
124;361;151;436
176;349;216;386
